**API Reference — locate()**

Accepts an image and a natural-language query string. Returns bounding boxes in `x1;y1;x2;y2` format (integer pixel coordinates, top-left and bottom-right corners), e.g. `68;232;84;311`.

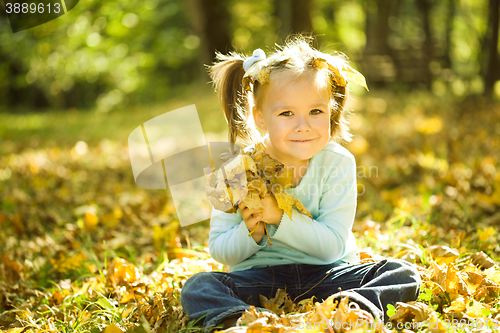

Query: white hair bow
243;49;266;72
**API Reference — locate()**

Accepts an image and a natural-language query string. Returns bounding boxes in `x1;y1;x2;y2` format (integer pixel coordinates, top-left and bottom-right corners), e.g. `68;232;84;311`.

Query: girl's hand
238;201;264;243
260;194;284;226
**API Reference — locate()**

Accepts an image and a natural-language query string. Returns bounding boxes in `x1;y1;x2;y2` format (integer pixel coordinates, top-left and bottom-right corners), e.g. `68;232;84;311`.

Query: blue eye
280;111;292;116
311;109;323;114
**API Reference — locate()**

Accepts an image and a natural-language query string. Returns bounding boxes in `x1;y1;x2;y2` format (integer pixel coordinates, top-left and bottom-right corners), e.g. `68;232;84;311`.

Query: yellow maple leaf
275;192;312;221
84;210;99;232
478;226;496;242
50;252;87;274
103;324;124;333
205;141;312;222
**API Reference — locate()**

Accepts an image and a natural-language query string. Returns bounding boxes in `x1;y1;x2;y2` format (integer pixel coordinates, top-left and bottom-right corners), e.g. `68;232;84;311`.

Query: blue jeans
181;259;420;331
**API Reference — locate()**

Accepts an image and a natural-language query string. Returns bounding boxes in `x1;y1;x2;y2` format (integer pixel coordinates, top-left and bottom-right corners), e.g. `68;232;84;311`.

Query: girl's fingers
239;201;262;219
250;211;262;222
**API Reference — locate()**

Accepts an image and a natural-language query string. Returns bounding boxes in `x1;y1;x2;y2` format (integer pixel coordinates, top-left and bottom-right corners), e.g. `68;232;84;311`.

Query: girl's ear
252;107;267;131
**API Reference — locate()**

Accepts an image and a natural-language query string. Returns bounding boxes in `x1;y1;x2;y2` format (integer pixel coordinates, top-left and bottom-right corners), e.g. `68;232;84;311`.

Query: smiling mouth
291;139;314;142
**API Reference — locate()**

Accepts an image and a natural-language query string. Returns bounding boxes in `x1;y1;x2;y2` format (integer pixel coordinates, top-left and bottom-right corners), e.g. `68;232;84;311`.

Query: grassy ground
0;87;500;332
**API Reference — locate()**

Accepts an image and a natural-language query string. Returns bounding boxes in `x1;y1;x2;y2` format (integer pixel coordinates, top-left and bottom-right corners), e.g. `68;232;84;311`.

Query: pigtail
330;85;353;144
208;52;253;153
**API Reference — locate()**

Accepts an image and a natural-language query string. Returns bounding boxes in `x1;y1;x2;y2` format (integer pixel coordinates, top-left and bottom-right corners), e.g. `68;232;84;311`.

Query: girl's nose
294;115;311;132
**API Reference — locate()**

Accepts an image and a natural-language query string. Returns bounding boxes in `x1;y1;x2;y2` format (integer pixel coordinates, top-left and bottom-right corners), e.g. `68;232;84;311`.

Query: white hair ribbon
243;49;266;72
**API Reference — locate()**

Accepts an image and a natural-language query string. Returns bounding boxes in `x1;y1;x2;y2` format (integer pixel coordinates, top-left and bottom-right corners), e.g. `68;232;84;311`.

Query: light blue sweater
208;142;359;272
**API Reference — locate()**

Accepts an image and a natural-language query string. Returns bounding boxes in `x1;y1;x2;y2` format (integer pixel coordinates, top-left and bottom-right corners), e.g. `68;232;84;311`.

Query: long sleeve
207;142;359;272
269;154;357;263
208;209;267;266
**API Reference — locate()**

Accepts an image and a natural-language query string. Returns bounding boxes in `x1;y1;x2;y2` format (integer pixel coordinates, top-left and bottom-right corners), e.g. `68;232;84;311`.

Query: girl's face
253;70;331;168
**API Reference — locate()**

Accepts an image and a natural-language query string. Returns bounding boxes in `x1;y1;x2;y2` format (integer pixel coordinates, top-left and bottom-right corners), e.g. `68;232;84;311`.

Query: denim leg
299;259;421;322
180;265;297;331
181;260;420;330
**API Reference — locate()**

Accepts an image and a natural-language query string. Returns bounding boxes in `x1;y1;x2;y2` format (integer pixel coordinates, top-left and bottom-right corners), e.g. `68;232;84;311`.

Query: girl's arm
208;209;267;266
268;154;357;263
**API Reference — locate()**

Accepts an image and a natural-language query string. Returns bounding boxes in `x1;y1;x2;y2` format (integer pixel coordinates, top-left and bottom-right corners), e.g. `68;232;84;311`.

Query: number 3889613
5;2;61;14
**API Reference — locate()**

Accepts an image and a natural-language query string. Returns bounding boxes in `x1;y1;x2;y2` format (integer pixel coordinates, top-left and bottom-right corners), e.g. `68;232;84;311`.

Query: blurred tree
184;0;232;67
483;0;500;97
443;0;456;70
0;0;497;112
362;0;397;87
275;0;313;40
415;0;433;89
0;0;201;111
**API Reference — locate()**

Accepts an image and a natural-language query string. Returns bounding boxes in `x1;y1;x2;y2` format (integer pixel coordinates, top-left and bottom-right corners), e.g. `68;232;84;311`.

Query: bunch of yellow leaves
204;142;312;221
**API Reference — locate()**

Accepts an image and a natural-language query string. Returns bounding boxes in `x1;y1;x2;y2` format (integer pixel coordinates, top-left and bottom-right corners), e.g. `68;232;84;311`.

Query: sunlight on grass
1;90;499;332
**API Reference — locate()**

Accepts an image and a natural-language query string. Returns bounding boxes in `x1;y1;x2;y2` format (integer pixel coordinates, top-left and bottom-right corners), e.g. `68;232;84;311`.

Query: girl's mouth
291;139;313;142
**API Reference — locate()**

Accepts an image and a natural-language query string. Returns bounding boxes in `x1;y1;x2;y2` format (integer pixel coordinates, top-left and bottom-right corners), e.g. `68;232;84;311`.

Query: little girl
181;36;420;331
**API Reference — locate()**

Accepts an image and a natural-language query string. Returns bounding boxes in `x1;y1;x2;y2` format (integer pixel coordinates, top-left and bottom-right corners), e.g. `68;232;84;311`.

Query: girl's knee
182;272;213;297
382;259;421;284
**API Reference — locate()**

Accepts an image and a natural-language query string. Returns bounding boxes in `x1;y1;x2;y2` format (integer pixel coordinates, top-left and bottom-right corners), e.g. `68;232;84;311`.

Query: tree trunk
362;0;397;86
416;0;433;89
483;0;500;97
275;0;292;41
274;0;313;39
184;0;232;67
291;0;313;34
443;0;455;69
364;0;392;54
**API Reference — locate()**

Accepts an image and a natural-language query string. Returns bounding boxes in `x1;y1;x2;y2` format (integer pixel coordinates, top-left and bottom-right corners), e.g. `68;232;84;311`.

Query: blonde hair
209;35;365;150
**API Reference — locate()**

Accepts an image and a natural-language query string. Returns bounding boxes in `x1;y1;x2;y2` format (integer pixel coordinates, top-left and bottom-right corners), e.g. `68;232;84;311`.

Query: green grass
1;89;500;332
0;82;227;155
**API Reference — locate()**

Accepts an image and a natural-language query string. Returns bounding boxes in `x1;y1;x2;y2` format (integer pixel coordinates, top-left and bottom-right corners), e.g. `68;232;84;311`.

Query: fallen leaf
1;254;22;285
103;324;125;333
0;310;17;327
389;301;430;323
259;289;295;316
50;252;87;275
427;245;459;265
445;264;471;300
106;258;142;288
471;252;496;269
237;305;280;326
84;210;99;232
473;278;499;302
478;227;496;242
443;296;466;317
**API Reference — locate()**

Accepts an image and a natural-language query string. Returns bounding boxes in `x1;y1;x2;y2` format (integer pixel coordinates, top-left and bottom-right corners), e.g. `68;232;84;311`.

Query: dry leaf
389;301;430;323
237;305;280;327
205;142;312;222
84;210;99;232
1;254;22;285
0;310;17;327
473;278;499;302
445;264;471;299
443;296;466;317
103;324;125;333
471;252;497;269
427;245;459;265
106;258;141;288
259;289;295;316
275;192;312;220
50;252;86;275
465;299;491;318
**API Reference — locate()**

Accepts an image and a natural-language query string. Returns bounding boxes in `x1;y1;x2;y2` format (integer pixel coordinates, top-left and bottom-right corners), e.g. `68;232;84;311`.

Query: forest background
1;0;500;332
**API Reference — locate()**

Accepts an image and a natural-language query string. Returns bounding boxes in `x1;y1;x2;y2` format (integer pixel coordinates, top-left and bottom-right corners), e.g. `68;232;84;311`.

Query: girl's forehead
265;70;331;97
268;70;330;90
259;70;331;109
